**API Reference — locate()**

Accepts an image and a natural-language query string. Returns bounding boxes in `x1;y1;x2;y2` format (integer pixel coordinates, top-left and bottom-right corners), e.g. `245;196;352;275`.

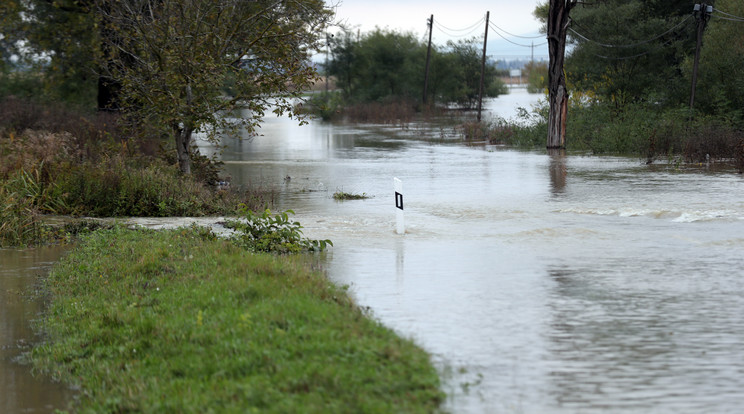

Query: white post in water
394;177;404;234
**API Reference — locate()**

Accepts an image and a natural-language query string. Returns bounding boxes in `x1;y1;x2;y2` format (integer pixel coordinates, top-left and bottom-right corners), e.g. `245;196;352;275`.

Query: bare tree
546;0;577;149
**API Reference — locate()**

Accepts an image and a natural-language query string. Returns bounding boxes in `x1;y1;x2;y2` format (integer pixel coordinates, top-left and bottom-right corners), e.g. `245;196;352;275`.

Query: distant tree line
326;29;507;109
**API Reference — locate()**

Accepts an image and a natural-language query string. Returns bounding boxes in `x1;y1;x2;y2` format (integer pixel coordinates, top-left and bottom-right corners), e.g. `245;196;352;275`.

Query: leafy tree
0;0;99;105
436;39;506;108
328;29;505;108
690;0;744;123
330;29;425;103
95;0;332;174
565;0;696;111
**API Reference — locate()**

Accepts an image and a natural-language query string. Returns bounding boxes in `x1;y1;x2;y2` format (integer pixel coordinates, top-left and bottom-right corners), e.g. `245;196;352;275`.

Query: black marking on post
395;192;404;210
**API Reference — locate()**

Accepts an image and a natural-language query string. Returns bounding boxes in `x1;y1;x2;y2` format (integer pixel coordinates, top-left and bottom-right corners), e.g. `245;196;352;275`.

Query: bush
225;206;332;254
297;93;344;121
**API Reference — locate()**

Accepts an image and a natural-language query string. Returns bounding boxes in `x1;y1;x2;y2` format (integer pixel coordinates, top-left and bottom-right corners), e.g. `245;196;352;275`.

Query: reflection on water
210;89;744;413
548;149;567;195
1;246;73;413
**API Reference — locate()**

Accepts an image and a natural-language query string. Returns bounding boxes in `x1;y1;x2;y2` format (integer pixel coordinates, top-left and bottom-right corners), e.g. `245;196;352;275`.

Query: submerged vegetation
332;191;370;201
29;226;444;413
224;206;332;254
463;98;744;170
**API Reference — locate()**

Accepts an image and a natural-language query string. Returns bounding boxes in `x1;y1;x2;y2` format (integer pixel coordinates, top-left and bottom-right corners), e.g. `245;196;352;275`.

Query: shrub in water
225;205;332;253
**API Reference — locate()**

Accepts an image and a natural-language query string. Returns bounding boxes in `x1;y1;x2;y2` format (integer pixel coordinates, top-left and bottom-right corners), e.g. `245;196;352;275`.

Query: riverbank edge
28;226;445;413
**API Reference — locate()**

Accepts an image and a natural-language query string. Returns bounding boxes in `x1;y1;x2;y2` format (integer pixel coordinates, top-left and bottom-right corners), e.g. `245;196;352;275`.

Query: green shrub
225;206;332;254
298;92;345;121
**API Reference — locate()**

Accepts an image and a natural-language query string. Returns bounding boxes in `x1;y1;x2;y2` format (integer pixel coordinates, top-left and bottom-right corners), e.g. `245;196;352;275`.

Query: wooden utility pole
690;3;712;112
546;0;577;149
477;11;489;122
423;15;434;106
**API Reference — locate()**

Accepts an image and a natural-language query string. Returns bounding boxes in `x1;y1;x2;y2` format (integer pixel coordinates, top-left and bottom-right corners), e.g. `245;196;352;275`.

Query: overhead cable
710;14;744;23
587;35;681;60
712;7;744;21
432;17;485;33
488;22;547;48
433;20;485;38
568;15;692;49
488;22;544;39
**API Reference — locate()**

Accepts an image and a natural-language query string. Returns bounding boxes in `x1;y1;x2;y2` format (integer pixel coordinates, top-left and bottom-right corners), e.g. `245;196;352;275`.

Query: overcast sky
329;0;547;60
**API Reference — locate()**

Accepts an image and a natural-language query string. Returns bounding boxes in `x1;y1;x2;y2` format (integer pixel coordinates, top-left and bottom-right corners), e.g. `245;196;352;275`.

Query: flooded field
3;89;743;413
202;89;744;413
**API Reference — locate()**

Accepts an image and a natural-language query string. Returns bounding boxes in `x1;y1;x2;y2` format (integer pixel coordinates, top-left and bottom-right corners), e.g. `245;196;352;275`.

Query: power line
488;21;547;48
712;7;744;21
487;22;544;39
710;15;744;23
433;20;485;39
584;34;682;60
568;15;692;49
432;17;484;34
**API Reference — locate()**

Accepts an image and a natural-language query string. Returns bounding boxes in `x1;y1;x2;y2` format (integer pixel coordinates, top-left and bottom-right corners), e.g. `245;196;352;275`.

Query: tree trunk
546;0;575;149
175;84;195;175
174;124;193;175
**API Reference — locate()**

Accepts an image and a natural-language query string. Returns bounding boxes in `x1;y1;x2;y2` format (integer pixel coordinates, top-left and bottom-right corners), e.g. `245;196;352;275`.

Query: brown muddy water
1;246;73;413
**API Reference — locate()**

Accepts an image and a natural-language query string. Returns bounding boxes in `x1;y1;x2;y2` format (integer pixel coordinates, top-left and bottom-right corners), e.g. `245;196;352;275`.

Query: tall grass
0;185;48;247
0;97;276;246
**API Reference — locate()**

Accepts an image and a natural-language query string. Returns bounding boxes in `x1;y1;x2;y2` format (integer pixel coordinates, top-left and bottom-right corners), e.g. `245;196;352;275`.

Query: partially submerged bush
225;205;332;254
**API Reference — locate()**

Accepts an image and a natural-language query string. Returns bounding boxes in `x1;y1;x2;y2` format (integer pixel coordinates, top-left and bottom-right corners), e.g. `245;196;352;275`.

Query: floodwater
0;246;73;413
3;88;743;413
202;88;744;413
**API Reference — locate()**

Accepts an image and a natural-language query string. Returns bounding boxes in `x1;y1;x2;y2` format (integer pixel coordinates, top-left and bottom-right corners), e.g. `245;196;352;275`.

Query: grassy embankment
30;226;445;413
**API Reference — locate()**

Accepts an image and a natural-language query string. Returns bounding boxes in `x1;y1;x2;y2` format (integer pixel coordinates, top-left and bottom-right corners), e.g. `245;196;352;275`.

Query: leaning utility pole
477;11;490;122
423;14;434;106
546;0;577;149
690;3;712;112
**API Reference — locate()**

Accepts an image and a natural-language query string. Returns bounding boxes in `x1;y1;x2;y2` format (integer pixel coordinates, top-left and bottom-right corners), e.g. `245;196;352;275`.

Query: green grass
30;226;444;413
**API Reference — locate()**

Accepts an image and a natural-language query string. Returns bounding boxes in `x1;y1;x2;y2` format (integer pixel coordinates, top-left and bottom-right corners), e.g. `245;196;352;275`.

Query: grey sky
330;0;547;60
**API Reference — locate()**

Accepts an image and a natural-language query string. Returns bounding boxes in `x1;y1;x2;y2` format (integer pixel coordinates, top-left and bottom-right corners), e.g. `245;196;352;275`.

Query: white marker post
394;177;404;234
